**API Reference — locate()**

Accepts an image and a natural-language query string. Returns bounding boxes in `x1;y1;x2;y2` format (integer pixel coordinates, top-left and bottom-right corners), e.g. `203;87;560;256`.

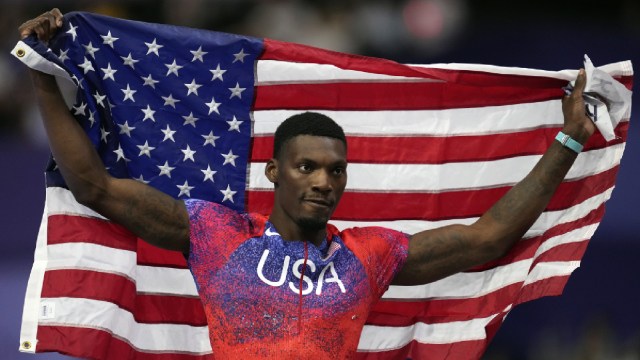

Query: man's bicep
392;224;495;286
96;178;190;253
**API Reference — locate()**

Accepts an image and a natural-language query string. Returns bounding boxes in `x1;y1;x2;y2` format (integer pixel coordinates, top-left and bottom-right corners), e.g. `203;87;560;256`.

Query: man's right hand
19;8;64;42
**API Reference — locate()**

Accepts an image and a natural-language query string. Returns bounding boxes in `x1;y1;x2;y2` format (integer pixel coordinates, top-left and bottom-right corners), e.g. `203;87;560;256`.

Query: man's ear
265;158;278;185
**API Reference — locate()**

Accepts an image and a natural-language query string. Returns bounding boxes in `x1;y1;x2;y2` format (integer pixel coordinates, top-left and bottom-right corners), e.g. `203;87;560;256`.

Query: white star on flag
88;111;95;127
141;105;156;122
233;48;248;63
157;161;175;178
141;74;159;88
58;49;69;62
101;31;119;48
220;185;237;203
190;46;207;62
66;23;78;41
185;79;202;96
161;94;180;108
113;144;128;162
145;38;163;56
210;64;226;81
93;92;106;107
226;116;243;132
181;145;196;162
177;181;195;197
137;141;155;157
73;102;87;116
100;128;109;143
121;84;137;102
221;150;238;166
229;82;246;99
202;131;220;146
78;57;94;74
101;63;117;81
206;97;221;115
121;53;139;68
201;165;217;182
182;112;199;127
117;121;135;137
83;42;100;58
165;59;183;77
161;125;176;142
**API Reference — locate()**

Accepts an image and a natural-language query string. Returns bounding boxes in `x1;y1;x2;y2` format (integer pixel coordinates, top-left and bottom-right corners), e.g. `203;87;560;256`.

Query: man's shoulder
337;225;408;240
335;225;410;253
185;199;267;236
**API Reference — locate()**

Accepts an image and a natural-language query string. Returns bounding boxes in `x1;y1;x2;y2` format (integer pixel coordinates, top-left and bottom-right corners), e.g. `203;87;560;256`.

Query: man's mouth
303;198;333;208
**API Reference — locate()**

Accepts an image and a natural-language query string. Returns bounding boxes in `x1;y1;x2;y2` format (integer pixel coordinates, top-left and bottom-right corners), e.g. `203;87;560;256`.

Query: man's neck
268;215;326;247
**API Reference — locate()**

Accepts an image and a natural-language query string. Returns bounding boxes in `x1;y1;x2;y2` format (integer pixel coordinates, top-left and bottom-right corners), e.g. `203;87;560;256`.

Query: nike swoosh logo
265;228;280;237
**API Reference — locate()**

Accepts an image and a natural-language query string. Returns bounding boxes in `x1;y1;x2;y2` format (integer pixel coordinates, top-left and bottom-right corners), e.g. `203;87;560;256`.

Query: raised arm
20;9;190;253
393;69;595;286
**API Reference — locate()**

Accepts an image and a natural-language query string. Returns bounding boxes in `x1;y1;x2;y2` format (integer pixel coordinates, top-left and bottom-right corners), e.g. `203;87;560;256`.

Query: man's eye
334;168;345;175
299;164;311;172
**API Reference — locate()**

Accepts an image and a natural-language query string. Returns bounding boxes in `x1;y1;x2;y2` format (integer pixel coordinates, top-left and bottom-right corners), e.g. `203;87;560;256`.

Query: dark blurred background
1;1;638;359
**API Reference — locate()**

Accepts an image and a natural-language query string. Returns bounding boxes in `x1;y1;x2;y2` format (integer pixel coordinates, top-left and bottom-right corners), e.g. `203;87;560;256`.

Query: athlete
19;8;596;359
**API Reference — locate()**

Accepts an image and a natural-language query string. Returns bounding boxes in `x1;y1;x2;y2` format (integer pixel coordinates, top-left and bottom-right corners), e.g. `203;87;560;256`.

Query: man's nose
311;170;333;193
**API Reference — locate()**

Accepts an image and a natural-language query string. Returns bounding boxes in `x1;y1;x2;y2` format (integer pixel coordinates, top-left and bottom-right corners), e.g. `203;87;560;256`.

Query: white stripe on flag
38;297;211;353
46;243;198;296
46;187;107;219
252;102;563;136
413;60;634;78
383;255;588;301
358;314;500;351
524;261;581;286
249;144;624;191
257;59;434;84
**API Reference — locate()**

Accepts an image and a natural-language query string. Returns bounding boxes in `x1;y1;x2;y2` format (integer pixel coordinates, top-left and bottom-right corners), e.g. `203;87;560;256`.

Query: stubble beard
296;215;329;232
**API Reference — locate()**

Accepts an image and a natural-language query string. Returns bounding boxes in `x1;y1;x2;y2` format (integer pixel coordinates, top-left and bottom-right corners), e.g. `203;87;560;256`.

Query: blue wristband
555;131;583;154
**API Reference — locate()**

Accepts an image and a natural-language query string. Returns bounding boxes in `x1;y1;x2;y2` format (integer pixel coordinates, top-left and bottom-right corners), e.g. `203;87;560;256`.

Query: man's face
268;135;347;232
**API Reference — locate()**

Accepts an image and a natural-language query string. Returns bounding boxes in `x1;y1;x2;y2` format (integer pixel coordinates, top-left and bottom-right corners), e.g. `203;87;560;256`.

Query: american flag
13;11;632;359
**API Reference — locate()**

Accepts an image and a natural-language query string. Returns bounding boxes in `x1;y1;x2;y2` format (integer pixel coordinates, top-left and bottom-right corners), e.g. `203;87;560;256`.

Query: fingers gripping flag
12;11;633;360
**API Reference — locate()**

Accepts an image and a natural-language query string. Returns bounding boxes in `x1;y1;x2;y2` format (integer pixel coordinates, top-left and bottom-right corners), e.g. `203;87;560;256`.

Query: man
20;8;596;359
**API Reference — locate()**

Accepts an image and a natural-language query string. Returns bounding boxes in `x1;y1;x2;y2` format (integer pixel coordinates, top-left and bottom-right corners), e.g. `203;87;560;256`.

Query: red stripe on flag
36;326;211;360
251;123;629;164
262;39;634;93
253;82;563;111
137;239;188;268
247;166;618;221
368;208;602;326
46;215;186;268
262;38;450;80
369;242;589;326
262;39;632;92
472;205;604;271
370;282;522;326
515;275;572;305
47;215;136;251
531;241;589;269
41;269;206;326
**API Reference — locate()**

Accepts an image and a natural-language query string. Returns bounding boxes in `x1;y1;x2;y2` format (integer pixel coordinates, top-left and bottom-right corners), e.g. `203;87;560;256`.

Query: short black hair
273;112;347;159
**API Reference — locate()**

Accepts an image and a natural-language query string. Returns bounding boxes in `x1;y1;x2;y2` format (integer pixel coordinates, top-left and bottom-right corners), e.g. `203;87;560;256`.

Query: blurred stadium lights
401;0;468;55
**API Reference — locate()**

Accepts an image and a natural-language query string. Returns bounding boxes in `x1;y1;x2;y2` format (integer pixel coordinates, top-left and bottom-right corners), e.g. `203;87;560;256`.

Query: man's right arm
22;9;190;253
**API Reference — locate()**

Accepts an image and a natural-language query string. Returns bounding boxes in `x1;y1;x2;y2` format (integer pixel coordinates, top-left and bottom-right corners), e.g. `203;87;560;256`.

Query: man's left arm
393;69;596;286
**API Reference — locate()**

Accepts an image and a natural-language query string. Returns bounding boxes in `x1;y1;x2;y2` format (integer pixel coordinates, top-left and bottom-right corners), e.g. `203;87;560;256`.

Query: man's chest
195;236;373;320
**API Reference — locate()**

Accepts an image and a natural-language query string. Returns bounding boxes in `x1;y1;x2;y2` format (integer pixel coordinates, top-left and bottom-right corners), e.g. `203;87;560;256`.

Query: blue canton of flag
29;12;264;211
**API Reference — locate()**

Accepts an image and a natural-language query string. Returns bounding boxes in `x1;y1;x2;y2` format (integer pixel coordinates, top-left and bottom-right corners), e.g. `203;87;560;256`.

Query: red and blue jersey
186;199;409;359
